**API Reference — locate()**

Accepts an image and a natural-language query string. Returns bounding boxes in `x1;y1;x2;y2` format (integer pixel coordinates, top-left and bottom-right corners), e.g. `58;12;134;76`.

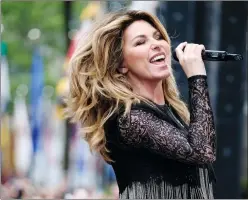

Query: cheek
124;48;148;66
163;42;171;61
130;48;147;59
163;42;171;54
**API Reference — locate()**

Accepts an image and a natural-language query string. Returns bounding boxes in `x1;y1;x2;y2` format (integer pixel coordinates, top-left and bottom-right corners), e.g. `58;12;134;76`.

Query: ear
118;62;129;74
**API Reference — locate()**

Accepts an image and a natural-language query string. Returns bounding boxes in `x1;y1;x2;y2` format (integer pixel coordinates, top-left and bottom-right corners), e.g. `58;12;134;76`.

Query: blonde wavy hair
66;10;190;162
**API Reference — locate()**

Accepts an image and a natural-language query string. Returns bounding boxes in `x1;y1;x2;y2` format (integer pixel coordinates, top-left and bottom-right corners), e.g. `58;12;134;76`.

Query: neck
130;78;165;105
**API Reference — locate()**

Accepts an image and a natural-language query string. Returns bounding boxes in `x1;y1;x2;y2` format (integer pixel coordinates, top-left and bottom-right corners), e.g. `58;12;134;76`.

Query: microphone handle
202;50;227;61
172;50;243;62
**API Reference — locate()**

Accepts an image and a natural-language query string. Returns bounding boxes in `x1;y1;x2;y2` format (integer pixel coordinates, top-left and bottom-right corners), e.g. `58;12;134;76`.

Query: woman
66;10;217;199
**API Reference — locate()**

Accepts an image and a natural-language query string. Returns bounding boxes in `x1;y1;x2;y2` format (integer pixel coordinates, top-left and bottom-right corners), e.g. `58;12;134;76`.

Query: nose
150;43;161;51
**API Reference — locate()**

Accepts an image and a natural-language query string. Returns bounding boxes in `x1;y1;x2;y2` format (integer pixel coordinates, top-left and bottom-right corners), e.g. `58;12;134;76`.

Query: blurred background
1;1;247;199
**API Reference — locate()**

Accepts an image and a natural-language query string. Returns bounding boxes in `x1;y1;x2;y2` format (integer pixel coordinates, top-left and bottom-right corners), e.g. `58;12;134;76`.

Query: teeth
151;55;165;62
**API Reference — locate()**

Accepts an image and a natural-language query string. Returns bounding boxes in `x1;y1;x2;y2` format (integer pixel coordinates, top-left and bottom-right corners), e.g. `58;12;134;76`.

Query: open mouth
150;54;166;65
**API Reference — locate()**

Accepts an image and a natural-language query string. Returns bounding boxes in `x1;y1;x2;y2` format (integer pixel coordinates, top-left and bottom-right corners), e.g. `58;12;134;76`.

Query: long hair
66;10;190;162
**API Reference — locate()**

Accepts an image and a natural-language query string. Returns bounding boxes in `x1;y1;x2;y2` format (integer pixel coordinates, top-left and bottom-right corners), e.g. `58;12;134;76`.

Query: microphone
172;49;243;62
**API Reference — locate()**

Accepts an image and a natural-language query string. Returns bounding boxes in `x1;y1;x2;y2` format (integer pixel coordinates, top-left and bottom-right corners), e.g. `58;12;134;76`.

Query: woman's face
122;20;171;83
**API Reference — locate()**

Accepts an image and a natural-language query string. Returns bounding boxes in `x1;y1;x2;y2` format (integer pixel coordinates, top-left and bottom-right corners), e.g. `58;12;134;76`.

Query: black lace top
105;75;217;199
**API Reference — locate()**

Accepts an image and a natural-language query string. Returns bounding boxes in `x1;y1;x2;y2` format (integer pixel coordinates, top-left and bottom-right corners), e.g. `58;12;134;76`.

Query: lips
149;52;166;63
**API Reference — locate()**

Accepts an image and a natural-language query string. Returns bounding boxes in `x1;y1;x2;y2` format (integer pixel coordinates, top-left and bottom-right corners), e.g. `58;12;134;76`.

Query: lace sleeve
117;75;216;164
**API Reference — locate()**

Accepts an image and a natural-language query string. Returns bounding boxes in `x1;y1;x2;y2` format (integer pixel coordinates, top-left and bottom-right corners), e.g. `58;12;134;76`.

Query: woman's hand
175;42;207;78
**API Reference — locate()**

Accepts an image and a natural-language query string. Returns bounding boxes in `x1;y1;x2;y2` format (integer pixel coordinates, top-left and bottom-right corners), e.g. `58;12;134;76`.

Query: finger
183;43;193;55
185;43;199;55
192;44;204;52
195;44;205;57
192;44;199;51
199;44;205;52
176;41;187;50
175;42;187;61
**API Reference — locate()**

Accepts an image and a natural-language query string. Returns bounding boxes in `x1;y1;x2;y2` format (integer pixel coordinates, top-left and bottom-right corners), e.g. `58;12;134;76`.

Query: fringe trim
119;168;214;199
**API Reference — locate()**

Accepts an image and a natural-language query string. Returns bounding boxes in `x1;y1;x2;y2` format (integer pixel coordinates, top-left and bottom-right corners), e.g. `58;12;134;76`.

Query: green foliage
2;1;65;69
2;2;64;100
1;1;88;113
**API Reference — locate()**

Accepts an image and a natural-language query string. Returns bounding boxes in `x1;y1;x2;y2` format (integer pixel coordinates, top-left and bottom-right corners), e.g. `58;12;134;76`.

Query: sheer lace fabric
118;76;216;164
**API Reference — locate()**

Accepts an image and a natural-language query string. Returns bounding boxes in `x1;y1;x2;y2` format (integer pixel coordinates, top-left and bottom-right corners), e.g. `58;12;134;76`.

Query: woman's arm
117;75;216;164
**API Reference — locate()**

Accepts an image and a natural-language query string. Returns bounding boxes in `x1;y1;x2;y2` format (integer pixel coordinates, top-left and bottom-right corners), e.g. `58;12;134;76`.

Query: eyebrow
131;30;160;42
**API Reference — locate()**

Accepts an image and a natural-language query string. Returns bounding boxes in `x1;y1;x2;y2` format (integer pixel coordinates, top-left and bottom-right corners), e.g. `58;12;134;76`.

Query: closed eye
135;39;146;46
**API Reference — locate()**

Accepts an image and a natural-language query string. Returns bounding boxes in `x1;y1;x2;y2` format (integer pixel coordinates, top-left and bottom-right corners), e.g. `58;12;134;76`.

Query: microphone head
226;53;243;61
233;54;243;61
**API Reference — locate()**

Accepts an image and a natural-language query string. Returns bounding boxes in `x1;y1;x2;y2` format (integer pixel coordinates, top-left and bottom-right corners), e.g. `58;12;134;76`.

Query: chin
155;70;171;80
163;71;171;78
151;74;171;82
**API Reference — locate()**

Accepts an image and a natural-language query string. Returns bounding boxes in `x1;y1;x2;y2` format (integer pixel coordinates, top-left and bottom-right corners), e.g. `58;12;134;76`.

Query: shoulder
105;101;166;131
117;102;164;129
